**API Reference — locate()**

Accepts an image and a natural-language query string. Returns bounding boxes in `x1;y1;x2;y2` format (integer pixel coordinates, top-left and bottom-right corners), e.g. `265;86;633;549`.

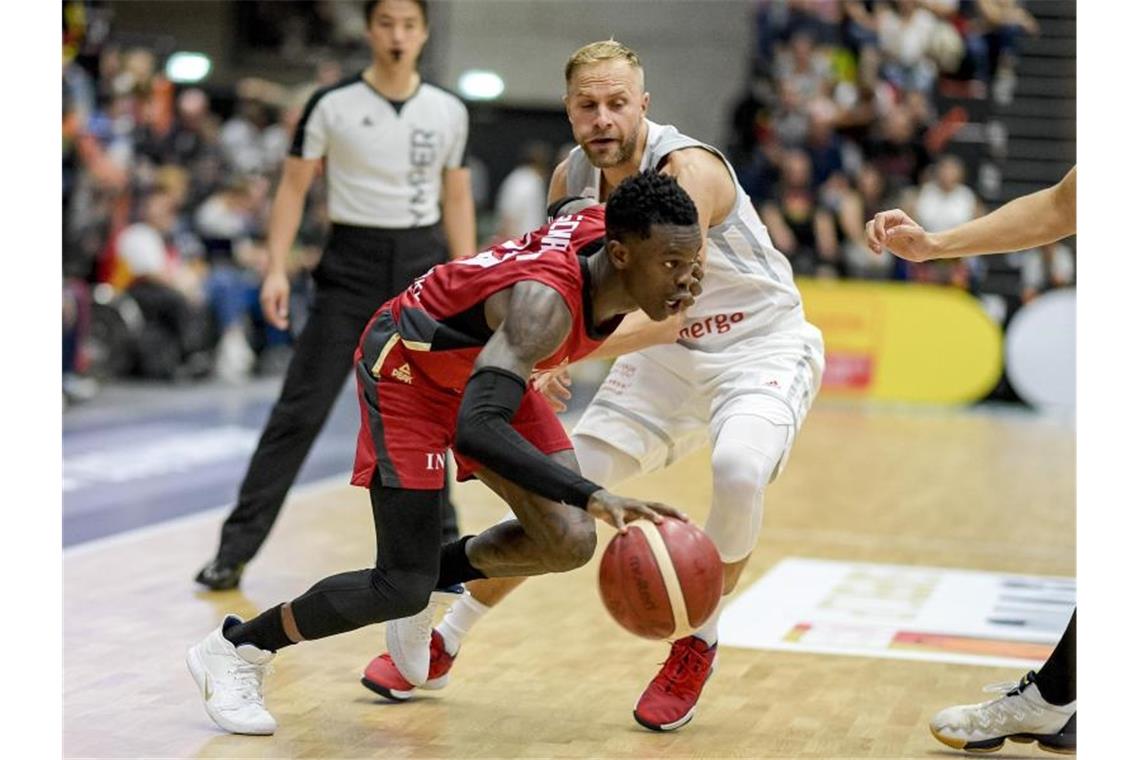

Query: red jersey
365;205;621;393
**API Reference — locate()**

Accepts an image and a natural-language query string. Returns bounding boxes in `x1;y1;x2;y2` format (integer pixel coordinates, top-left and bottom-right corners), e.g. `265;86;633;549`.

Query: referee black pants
214;223;458;565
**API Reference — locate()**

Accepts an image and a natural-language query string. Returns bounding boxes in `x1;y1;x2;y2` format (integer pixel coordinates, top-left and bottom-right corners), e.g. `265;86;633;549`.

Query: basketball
598;517;724;640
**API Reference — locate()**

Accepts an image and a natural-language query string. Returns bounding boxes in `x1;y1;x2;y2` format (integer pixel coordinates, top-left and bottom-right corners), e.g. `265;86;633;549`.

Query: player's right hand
260;269;291;330
586;490;689;534
861;209;934;263
865;209;938;262
533;362;572;412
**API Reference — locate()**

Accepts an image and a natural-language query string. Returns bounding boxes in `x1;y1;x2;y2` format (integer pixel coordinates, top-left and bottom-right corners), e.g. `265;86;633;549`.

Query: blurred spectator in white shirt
914;154;982;233
774;29;833;104
494;141;552;241
877;0;939;92
1019;242;1074;303
907;154;982;289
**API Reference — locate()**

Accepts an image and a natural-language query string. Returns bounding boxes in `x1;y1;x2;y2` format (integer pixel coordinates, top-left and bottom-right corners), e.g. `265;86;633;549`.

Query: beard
584;128;639;168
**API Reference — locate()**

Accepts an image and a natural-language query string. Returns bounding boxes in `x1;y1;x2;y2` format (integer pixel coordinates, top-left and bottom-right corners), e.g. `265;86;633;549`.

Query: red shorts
351;312;572;490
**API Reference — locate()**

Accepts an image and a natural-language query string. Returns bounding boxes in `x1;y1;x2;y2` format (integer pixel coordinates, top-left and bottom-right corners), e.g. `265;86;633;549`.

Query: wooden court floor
64;401;1075;758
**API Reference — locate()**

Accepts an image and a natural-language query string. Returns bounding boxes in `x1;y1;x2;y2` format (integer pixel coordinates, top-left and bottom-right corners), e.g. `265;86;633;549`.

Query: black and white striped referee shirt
291;73;469;229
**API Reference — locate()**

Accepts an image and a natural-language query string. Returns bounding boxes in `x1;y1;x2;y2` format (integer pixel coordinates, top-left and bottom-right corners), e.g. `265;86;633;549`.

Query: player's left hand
533;361;572;412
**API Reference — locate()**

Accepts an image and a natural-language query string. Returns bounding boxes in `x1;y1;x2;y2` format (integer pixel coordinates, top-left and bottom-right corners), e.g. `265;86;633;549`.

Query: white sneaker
386;585;465;687
187;615;277;735
929;671;1076;754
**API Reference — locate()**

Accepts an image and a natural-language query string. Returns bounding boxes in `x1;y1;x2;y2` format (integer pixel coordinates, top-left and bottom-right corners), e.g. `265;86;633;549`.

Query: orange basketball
598;517;724;640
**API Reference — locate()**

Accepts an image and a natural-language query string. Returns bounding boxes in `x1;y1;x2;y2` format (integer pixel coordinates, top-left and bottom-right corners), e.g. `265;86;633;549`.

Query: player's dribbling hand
533;362;572;412
260;269;291;330
865;209;937;262
586;490;689;534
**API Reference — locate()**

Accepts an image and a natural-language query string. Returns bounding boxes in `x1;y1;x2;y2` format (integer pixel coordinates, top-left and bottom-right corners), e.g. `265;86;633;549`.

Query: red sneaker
633;636;718;731
360;630;457;702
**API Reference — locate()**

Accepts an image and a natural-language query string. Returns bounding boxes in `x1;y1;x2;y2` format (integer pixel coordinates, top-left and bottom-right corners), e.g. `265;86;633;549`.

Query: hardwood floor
64;402;1074;758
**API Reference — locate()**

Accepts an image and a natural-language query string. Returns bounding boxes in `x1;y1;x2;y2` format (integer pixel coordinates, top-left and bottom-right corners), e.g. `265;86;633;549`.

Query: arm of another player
867;166;1076;261
441;167;476;260
261;156;321;329
530;307;688;414
454;283;687;532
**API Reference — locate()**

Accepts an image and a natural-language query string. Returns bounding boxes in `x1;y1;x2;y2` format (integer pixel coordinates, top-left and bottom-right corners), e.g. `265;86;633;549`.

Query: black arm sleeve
454;366;602;509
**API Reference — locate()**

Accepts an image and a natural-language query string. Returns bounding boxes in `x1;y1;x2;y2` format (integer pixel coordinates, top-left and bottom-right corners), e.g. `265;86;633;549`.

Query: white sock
692;600;724;647
437;593;490;656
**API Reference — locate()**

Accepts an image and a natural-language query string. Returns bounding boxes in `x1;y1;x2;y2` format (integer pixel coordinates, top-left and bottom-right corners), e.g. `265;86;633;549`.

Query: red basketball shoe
360;629;457;702
633;636;718;731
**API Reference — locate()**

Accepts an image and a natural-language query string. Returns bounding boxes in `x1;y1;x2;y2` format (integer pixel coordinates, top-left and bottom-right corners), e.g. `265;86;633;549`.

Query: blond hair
564;40;644;87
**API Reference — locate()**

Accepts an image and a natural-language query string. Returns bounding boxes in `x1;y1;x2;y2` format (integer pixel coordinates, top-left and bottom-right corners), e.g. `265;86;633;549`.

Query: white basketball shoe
929;671;1076;754
386;585;465;686
186;615;277;735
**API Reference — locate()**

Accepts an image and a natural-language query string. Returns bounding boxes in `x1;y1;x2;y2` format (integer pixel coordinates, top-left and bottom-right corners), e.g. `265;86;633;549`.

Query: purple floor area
62;376;360;547
63;362;606;548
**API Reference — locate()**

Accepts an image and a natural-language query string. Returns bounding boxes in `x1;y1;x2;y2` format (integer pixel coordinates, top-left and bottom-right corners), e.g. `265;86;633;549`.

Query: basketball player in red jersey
365;40;823;733
186;170;704;735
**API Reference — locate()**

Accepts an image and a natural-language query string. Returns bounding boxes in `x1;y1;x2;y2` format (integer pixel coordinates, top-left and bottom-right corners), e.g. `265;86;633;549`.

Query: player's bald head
564;40;645;93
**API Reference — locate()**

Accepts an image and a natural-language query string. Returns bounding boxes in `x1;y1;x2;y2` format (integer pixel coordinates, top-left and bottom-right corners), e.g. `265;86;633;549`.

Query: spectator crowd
726;0;1069;296
62;0;1071;404
63;6;344;400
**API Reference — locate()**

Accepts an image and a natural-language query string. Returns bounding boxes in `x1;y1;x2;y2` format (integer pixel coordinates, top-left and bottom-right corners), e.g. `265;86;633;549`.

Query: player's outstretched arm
455;283;686;532
867;166;1076;261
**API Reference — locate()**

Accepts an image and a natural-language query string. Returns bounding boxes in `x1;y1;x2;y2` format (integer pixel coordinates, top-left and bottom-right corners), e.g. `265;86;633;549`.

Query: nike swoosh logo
203;672;213;701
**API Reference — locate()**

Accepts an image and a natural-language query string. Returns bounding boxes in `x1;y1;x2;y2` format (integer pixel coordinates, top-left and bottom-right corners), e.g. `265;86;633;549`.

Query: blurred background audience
62;0;1066;406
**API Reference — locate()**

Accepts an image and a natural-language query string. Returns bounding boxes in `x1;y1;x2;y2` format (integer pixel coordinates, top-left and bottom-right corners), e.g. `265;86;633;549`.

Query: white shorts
572;322;825;479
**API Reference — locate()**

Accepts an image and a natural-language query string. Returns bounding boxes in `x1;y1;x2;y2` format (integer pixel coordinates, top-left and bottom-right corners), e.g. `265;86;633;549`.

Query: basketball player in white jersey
363;40;825;732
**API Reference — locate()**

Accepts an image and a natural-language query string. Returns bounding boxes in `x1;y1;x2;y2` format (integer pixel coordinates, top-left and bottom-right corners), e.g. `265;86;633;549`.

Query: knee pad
704;415;791;563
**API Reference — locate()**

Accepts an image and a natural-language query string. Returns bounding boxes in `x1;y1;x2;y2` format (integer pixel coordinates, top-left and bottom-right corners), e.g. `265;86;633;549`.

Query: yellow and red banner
798;279;1003;404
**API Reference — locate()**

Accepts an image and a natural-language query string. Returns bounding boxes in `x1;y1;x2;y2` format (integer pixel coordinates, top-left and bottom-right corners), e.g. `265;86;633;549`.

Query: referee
196;0;474;590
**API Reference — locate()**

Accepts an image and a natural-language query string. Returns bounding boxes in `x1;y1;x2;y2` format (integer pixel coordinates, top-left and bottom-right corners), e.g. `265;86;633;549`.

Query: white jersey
569;121;825;564
292;74;468;228
563;120;808;352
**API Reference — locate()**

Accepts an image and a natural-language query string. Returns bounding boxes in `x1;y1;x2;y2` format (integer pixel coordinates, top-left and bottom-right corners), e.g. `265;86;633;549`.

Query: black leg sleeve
440;462;460;543
284;482;444;641
215;298;366;563
1035;608;1076;705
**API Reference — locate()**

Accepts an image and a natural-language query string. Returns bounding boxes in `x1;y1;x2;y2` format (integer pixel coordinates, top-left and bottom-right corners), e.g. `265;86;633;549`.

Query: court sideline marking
63;471;354;558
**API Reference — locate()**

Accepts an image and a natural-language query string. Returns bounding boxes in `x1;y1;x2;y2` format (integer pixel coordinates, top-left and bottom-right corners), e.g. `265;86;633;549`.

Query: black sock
223;604;295;653
437;535;486;589
1035;609;1076;705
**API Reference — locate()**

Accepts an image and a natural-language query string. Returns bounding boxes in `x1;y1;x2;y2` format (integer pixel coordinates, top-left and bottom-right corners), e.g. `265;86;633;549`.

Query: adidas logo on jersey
391;363;413;384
